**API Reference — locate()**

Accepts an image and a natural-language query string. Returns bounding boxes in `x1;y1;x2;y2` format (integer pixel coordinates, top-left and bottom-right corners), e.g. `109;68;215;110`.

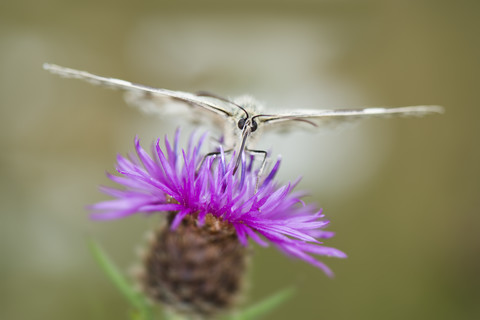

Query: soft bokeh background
2;1;479;319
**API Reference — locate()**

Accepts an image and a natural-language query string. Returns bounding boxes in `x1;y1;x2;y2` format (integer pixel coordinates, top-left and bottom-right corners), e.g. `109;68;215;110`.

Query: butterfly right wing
258;105;444;131
43;63;235;119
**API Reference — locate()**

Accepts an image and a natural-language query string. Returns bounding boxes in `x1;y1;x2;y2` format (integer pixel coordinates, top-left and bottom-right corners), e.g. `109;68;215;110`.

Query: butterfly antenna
196;91;249;119
253;114;317;127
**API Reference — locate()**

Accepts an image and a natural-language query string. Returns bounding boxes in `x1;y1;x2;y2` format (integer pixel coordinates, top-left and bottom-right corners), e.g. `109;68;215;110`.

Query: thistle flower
89;130;346;316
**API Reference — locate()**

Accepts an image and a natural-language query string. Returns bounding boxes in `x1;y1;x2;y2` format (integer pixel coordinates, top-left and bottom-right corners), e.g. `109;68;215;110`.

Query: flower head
90;130;346;276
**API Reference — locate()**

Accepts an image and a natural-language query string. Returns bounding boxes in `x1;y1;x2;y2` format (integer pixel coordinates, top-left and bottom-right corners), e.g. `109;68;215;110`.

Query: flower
89;129;346;277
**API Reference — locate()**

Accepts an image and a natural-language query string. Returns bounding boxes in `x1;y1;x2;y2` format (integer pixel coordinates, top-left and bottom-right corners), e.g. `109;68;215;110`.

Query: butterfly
43;63;444;173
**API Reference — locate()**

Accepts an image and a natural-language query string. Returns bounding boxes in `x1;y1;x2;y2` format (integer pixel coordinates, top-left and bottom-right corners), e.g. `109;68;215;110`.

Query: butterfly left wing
258;105;444;130
43;63;235;120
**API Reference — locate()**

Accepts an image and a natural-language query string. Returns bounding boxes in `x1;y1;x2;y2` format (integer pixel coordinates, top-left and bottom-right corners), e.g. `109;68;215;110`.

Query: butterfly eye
237;118;246;130
251;120;258;132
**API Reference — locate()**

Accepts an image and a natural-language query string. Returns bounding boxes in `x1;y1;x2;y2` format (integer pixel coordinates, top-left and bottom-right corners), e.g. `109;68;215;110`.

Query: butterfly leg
245;148;268;192
196;149;234;174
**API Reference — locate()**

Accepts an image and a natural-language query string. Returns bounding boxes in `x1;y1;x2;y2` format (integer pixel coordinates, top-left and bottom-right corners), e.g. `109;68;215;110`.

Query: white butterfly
43;63;444;172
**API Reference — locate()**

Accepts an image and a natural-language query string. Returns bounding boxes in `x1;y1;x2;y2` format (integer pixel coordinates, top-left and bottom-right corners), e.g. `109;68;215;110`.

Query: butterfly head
237;116;258;133
233;95;264;135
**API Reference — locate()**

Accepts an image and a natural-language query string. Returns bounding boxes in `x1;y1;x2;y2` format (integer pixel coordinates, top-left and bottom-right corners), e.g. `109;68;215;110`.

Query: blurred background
1;0;479;319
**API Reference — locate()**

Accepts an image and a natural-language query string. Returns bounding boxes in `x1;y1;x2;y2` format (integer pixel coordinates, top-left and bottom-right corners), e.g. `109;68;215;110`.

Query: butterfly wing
43;63;235;120
258;105;444;131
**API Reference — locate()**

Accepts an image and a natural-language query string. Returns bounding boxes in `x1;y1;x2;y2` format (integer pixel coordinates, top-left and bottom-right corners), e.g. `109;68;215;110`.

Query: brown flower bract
141;212;249;318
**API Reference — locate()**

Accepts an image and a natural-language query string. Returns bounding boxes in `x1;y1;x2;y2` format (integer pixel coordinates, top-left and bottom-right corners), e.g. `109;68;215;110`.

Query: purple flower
89;130;346;276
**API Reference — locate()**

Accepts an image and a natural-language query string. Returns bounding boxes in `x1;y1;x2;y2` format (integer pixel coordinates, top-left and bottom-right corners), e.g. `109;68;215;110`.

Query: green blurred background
1;1;479;319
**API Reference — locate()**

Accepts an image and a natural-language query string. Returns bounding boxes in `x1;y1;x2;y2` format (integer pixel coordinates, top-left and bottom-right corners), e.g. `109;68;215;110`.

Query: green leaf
88;239;153;320
229;288;295;320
